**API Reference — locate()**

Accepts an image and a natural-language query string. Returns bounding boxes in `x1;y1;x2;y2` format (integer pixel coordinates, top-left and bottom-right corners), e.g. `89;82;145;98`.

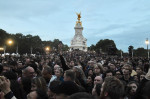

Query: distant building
70;13;87;51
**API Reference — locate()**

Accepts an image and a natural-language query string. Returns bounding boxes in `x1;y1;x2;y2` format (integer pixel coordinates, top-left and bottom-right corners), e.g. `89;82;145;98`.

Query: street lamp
145;38;149;59
7;39;13;54
45;47;50;51
45;46;50;55
7;40;13;45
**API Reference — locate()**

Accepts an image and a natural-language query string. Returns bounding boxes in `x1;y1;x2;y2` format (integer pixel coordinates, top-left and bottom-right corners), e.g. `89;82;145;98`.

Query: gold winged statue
76;12;82;26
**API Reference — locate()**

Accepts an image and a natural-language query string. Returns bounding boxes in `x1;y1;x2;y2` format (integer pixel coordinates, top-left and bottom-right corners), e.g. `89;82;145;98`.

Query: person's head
139;72;146;82
55;68;63;78
133;75;139;82
109;63;116;71
31;76;47;92
54;65;60;73
87;61;92;66
105;70;114;77
48;80;61;99
27;89;48;99
64;70;76;82
115;70;123;79
25;58;31;65
103;65;109;73
100;76;124;99
69;61;75;69
22;66;35;79
88;69;93;76
17;62;24;69
88;61;95;68
123;69;130;80
41;66;52;83
94;76;103;85
68;92;95;99
2;63;10;73
136;66;143;75
94;64;103;75
73;66;86;81
122;64;132;74
87;75;93;84
55;81;79;99
127;81;138;96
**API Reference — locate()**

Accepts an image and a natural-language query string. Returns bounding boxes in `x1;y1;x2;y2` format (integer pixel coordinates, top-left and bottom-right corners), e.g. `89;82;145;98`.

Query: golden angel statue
76;12;81;21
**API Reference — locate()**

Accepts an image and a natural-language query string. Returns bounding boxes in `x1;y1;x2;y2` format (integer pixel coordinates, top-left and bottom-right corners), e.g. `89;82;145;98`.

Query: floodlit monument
70;12;87;51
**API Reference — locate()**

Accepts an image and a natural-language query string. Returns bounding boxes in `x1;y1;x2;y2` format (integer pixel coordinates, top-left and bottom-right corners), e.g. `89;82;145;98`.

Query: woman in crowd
54;67;64;82
31;76;47;93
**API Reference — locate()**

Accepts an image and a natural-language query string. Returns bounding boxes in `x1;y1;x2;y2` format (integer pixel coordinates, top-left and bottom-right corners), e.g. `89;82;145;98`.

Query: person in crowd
31;76;47;93
93;63;103;77
142;81;150;99
1;63;11;73
105;69;114;78
73;66;86;87
139;72;146;82
108;63;116;72
27;89;48;99
94;76;103;86
102;65;109;74
3;71;24;99
48;80;61;99
136;66;143;76
126;81;139;99
92;83;101;98
64;69;85;92
86;68;94;77
133;75;139;82
115;69;123;80
0;76;17;99
55;81;79;99
63;70;76;82
22;66;36;79
100;76;124;99
68;92;96;99
85;61;95;74
41;66;57;87
85;75;94;93
55;67;64;82
122;68;134;84
68;61;75;69
53;65;60;74
134;68;150;99
21;76;32;98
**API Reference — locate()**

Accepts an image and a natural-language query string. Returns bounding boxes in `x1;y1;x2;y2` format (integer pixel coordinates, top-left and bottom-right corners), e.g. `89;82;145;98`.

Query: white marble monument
70;12;87;51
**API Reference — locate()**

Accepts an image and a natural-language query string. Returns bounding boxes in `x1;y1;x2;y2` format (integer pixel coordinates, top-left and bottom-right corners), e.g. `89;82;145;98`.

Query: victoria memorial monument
70;13;87;51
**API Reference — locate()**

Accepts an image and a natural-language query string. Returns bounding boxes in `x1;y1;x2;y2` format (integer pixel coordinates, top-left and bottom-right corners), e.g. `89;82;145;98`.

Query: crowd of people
0;49;150;99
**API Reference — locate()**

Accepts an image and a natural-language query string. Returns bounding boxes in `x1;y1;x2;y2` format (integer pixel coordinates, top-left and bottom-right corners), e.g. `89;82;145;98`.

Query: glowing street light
145;38;149;59
7;40;13;45
45;47;50;51
7;39;13;54
45;46;50;55
0;47;4;51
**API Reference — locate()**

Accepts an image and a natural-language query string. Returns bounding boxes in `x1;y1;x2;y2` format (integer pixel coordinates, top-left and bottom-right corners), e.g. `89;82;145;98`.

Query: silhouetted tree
128;45;134;57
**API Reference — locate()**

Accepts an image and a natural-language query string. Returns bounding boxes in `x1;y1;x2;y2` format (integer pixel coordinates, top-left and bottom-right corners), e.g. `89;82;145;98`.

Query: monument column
70;12;87;51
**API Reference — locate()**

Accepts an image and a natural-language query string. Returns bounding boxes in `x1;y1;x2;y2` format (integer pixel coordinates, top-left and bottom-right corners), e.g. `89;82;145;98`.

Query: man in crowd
42;66;57;87
100;76;124;99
